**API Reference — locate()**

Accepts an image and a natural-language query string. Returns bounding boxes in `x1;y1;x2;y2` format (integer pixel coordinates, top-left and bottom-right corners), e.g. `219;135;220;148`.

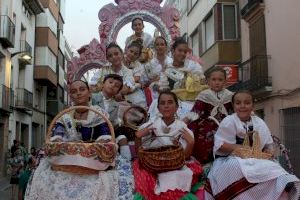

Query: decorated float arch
67;0;181;84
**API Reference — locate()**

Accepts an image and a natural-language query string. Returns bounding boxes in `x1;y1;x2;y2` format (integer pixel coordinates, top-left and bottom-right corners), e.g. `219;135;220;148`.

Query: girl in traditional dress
97;42;135;102
188;66;233;165
123;41;147;107
133;91;203;200
205;90;300;200
148;37;205;120
125;16;153;49
25;80;134;200
142;36;173;103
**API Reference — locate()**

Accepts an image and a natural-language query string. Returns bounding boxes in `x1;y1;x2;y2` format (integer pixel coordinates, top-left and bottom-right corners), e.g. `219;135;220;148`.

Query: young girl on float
26;80;134;200
123;41;147;107
205;90;300;200
125;16;153;49
96;42;135;102
187;66;233;165
133;91;203;200
142;36;173;103
148;37;206;120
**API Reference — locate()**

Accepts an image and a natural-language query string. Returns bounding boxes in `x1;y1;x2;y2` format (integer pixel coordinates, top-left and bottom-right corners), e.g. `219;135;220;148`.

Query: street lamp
11;51;32;61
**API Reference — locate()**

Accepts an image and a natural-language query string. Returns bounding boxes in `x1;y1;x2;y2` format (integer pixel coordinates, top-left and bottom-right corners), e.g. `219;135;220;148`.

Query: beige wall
264;0;300;91
255;92;300;137
239;0;300;134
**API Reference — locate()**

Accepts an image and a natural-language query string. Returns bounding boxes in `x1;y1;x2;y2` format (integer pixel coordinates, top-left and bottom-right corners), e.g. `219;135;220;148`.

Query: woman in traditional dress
205;90;300;200
133;91;203;200
148;37;206;120
123;41;147;107
96;42;135;102
25;80;134;200
125;16;153;49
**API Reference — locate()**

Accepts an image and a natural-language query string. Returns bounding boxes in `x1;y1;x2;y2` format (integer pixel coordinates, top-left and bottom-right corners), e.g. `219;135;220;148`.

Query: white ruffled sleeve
213;115;237;156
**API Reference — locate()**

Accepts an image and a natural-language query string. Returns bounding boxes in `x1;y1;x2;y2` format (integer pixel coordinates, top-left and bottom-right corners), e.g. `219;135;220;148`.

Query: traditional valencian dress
148;59;205;120
126;60;147;108
188;88;233;164
205;113;300;200
25;106;134;200
125;32;153;49
133;115;204;200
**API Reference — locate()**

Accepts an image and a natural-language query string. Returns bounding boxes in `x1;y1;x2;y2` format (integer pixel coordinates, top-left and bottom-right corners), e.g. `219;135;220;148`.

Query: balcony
23;0;44;15
15;88;33;110
200;40;241;71
228;55;272;96
0;15;15;48
47;100;65;117
0;85;14;113
241;0;264;19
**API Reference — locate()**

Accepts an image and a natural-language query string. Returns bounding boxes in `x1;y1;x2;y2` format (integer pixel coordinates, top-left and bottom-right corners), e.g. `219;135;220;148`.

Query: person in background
18;157;35;200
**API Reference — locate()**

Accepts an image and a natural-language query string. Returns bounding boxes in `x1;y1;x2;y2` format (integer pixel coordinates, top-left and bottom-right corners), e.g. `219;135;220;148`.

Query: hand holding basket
45;106;118;174
232;131;273;160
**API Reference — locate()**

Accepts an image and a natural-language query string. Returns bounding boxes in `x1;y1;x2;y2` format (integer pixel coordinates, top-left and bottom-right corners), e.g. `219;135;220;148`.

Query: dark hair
131;16;144;27
127;40;143;57
157;90;179;108
154;36;167;47
207;66;227;79
172;37;188;51
103;74;123;92
232;90;254;104
71;79;90;90
106;42;123;58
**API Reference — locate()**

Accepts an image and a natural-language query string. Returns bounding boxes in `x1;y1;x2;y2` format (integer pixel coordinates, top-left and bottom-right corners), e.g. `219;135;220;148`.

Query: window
202;12;214;51
280;107;300;176
191;30;199;57
223;4;237;39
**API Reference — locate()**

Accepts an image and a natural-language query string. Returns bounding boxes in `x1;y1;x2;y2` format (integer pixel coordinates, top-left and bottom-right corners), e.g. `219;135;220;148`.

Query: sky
64;0;165;52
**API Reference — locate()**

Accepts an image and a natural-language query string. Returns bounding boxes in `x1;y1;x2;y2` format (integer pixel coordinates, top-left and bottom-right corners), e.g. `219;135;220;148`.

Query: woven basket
138;136;185;173
232;131;273;160
46;106;117;174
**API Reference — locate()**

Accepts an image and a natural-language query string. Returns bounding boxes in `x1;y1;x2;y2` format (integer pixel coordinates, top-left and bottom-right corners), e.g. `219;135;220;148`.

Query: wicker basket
232;131;273;160
45;106;117;174
138;136;185;173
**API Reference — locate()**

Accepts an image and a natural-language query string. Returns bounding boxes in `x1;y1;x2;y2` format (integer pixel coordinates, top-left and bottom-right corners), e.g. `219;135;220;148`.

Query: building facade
0;0;70;178
166;0;241;85
231;0;300;176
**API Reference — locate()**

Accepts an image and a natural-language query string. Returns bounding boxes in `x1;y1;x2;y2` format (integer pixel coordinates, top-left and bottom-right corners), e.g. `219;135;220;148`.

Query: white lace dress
25;155;134;200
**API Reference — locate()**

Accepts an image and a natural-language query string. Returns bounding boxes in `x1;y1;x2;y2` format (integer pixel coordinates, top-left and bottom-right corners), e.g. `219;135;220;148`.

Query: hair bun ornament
131;15;144;23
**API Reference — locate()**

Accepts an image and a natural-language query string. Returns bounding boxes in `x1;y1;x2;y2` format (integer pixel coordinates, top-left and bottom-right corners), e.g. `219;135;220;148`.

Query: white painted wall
36;9;57;36
187;0;216;35
35;47;57;72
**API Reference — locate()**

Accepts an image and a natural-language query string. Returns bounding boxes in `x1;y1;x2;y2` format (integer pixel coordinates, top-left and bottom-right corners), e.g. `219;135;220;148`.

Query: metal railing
241;0;263;17
0;85;13;112
0;15;15;48
20;40;32;56
228;55;271;92
15;88;33;110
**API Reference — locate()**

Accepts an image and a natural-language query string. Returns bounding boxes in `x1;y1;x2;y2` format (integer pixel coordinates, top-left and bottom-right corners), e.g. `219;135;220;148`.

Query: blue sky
64;0;165;51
